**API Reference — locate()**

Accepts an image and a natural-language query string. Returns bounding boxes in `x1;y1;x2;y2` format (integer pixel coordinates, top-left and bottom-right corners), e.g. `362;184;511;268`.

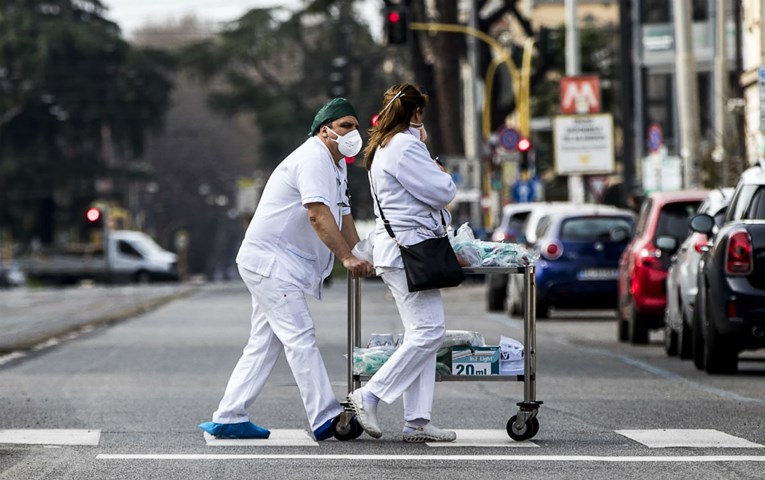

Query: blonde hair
364;83;429;170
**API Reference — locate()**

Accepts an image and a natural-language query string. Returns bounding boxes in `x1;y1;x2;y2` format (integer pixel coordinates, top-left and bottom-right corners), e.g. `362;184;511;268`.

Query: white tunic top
236;137;351;299
369;128;456;269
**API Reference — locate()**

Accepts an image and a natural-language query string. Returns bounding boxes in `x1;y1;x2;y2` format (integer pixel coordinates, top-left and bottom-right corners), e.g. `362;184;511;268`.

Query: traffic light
384;5;410;45
86;207;101;223
518;137;531;170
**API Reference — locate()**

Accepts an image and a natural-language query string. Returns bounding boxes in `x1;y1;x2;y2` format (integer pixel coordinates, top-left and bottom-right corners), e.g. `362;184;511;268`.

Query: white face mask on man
327;127;363;157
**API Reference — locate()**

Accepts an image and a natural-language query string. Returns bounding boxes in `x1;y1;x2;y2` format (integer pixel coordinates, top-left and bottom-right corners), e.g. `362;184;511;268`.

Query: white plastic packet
499;335;524;375
351;230;374;264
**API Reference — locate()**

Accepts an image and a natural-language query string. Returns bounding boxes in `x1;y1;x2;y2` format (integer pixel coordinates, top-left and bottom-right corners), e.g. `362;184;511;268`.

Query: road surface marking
616;429;763;449
96;454;765;462
204;430;317;446
0;429;100;446
426;430;538;447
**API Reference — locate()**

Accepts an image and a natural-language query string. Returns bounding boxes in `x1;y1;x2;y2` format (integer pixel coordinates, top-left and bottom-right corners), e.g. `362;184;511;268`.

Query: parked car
617;190;707;344
17;230;178;284
507;206;635;318
0;260;26;288
690;162;765;374
486;202;571;311
664;188;734;358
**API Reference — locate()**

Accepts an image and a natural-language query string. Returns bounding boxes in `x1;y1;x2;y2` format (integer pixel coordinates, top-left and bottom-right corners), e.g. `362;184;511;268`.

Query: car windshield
560;217;632;241
655;202;700;239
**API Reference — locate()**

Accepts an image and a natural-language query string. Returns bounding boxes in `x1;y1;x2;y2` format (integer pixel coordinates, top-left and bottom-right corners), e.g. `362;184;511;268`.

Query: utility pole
674;0;701;188
619;0;636;206
713;0;729;186
564;0;585;203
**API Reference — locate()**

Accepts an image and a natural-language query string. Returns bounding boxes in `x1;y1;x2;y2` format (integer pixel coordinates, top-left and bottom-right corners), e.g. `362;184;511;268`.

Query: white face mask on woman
409;122;428;142
327;127;363;157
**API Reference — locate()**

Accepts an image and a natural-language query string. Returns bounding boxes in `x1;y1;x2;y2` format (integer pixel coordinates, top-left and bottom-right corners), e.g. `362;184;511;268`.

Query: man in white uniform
198;98;373;441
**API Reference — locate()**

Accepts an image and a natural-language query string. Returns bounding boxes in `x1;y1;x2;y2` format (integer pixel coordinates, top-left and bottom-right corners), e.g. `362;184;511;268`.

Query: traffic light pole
409;22;532;139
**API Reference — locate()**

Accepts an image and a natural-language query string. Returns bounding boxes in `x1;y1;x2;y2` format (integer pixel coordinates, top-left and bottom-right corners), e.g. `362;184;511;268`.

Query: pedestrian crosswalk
1;428;763;450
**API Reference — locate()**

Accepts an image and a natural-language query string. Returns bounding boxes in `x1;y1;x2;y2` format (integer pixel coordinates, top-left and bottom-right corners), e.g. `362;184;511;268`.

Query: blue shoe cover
198;421;270;439
313;418;335;441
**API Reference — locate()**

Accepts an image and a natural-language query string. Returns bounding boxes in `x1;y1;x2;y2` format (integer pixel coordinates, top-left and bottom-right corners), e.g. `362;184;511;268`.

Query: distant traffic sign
648;123;663;153
498;127;520;151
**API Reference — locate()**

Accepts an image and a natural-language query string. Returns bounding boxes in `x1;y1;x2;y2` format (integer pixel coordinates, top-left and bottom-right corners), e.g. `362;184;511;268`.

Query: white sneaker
347;390;382;439
402;424;456;443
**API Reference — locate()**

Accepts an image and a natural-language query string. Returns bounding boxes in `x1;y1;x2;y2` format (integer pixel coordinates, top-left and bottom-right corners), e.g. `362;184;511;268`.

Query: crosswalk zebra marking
616;429;763;449
0;429;100;446
426;429;539;447
203;429;318;446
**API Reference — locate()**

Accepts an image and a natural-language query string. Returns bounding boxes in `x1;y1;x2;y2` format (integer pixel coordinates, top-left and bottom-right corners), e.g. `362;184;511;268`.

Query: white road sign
553;114;615;175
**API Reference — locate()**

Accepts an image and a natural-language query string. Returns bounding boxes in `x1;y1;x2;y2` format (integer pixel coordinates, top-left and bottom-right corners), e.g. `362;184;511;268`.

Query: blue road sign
648;124;663;153
498;127;521;151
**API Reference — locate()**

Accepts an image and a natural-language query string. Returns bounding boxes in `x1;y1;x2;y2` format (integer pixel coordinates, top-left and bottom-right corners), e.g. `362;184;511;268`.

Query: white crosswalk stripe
616;429;764;449
203;429;317;447
0;429;100;446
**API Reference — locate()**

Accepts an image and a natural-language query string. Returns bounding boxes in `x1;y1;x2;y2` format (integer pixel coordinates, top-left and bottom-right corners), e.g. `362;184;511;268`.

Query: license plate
577;268;618;280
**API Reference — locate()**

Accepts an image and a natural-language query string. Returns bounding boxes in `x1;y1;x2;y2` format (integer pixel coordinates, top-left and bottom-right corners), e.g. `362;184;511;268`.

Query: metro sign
560;76;601;114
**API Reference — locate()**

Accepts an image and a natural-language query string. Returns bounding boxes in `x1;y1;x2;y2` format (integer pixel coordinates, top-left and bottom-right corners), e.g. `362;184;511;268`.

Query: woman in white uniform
198;98;373;441
347;83;457;443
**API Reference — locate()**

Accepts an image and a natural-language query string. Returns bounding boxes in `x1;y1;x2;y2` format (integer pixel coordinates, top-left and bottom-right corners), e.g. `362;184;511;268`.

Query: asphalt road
0;278;763;480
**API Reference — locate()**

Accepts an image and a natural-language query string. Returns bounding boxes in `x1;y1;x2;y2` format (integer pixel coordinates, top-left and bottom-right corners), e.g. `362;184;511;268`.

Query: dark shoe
313;418;335;441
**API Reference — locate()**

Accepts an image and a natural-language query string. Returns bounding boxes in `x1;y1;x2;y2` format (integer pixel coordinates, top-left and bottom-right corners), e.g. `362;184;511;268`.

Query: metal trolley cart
332;266;542;441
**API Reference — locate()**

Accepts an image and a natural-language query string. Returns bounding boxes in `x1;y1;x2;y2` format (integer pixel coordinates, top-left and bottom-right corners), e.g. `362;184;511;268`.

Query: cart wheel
332;414;363;441
527;416;540;437
506;415;538;441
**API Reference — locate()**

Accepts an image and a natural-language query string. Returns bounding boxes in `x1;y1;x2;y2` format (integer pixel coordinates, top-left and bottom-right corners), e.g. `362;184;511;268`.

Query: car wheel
677;308;693;360
617;302;629;342
629;302;649;345
663;322;678;356
134;270;151;284
691;295;705;370
487;274;508;312
703;292;738;375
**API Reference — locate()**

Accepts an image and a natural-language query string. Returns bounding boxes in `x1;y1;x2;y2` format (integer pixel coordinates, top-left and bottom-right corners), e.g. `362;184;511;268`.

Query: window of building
643;71;674;153
641;0;708;23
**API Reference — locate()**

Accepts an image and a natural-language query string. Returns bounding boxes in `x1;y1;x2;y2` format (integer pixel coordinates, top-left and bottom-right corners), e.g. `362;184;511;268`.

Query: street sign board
648;123;663;153
553;114;615;175
497;127;521;151
560;76;601;114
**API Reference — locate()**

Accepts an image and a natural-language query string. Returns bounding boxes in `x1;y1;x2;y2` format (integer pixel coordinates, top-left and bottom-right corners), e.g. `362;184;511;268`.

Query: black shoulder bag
371;178;465;292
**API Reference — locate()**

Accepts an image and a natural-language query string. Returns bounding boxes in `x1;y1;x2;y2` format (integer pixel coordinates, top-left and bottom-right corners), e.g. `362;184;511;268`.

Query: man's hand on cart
343;255;374;278
456;254;471;267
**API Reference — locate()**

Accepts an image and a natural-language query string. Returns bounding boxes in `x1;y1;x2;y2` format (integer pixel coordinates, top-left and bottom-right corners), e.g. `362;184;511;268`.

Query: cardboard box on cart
450;346;500;375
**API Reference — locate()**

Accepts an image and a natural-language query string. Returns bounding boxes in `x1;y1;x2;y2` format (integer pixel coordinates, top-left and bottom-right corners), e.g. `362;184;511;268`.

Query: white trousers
212;266;342;431
366;268;446;422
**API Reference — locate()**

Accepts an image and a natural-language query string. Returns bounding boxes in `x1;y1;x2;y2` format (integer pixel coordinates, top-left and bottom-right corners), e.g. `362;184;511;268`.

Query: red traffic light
86;207;101;222
517;137;531;152
388;11;400;23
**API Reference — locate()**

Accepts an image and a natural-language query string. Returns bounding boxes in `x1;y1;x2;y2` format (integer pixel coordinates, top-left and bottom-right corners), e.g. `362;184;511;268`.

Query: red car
617;190;707;344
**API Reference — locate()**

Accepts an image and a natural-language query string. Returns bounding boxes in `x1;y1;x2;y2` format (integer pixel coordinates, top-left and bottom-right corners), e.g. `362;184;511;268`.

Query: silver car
664;188;734;358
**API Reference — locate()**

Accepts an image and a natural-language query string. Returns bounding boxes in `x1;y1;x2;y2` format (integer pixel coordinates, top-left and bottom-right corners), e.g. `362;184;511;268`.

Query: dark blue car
508;206;635;318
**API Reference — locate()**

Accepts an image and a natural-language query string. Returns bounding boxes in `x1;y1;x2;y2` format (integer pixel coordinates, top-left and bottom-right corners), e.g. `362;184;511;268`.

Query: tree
0;0;174;243
177;3;396;220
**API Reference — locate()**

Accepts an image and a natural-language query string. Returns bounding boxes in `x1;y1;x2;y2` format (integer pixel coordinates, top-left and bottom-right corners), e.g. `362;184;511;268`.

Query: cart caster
507;415;539;441
332;411;363;441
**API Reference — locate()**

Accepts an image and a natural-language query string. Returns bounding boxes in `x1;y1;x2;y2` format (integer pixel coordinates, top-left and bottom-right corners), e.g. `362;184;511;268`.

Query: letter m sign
560;76;601;114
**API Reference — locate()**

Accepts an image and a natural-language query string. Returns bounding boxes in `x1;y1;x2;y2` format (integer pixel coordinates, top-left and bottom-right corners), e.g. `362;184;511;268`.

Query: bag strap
368;172;447;243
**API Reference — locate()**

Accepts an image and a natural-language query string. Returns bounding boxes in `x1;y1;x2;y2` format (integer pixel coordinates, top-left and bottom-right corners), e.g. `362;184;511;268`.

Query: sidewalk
0;283;200;353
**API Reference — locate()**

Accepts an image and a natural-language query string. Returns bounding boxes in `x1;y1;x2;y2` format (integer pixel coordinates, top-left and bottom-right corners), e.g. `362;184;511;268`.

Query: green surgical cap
309;98;358;136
